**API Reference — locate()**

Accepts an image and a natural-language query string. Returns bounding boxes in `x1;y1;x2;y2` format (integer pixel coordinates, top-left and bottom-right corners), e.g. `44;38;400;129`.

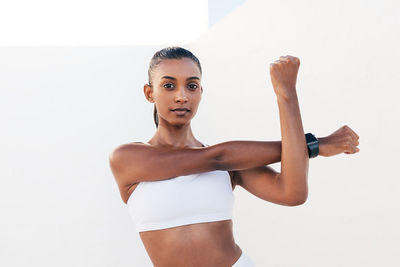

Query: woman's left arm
232;55;360;206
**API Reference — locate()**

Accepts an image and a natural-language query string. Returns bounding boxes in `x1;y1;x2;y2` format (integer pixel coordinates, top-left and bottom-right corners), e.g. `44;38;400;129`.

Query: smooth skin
109;57;360;267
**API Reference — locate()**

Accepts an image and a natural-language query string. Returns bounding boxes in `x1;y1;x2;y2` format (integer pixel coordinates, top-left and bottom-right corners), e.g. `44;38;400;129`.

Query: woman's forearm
276;93;309;202
217;94;309;202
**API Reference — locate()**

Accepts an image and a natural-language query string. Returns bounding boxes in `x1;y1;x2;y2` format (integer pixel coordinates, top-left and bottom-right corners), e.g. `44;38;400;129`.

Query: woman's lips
172;109;189;115
173;110;188;115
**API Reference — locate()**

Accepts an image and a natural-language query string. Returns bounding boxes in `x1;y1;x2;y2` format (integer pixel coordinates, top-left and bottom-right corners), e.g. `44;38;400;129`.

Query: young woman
109;47;360;267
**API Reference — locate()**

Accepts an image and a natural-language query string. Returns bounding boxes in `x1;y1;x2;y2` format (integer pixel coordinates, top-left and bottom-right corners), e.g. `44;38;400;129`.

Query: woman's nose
175;87;188;102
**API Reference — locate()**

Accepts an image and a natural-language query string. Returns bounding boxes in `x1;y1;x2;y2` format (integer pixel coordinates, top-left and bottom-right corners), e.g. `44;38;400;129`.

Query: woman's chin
169;118;191;127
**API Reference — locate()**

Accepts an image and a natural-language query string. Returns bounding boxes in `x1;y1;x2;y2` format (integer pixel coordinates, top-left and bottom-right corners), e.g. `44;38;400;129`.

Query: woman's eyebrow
161;76;176;80
161;76;200;81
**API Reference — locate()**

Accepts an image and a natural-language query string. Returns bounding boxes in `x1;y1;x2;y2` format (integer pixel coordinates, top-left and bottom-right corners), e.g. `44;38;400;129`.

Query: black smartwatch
305;133;319;158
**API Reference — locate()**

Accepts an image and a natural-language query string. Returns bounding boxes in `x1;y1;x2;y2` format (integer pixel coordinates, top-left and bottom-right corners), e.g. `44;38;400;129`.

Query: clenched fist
270;55;300;100
319;125;360;156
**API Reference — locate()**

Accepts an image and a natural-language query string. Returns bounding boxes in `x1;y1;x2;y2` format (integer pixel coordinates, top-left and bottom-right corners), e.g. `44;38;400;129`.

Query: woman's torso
125;142;242;267
138;215;242;267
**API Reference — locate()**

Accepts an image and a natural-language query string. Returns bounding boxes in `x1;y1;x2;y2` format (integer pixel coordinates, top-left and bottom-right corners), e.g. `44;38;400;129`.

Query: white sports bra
126;142;235;232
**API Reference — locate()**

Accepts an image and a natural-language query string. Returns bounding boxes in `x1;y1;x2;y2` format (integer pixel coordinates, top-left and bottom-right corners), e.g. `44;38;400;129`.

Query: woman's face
145;58;203;127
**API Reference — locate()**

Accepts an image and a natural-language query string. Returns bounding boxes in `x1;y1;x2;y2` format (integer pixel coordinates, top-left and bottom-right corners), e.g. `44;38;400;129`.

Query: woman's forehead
153;58;201;79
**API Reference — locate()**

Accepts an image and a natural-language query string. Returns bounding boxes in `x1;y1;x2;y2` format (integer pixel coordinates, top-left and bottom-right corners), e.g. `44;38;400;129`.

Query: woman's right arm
108;141;283;188
109;143;220;188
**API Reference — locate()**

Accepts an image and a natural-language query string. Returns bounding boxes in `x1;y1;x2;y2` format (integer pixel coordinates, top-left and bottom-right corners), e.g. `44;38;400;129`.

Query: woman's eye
188;83;198;89
163;83;174;89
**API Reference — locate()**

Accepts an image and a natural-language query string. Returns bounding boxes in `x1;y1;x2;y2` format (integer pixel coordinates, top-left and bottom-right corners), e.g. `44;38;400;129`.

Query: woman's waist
139;220;240;265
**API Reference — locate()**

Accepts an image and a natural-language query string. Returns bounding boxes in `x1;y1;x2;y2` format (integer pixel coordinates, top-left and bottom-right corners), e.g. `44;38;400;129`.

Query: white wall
1;0;399;266
189;0;400;266
0;0;208;45
0;46;164;266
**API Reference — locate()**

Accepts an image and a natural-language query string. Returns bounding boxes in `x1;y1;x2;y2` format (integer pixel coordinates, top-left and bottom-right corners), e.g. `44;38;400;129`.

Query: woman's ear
144;84;154;103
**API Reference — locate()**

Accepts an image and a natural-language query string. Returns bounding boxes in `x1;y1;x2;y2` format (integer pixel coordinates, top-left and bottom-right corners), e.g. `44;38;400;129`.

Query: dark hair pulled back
148;46;202;128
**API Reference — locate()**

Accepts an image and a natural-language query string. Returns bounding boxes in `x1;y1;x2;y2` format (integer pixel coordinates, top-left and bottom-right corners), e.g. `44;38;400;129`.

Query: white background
0;0;208;45
1;0;399;266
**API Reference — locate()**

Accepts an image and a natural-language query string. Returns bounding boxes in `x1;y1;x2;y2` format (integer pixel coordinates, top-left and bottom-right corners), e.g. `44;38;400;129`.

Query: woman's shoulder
109;141;151;159
132;141;209;147
118;141;151;147
132;141;150;145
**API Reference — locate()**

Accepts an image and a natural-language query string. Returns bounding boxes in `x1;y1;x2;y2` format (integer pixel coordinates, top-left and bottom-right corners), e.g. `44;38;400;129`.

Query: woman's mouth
171;108;190;115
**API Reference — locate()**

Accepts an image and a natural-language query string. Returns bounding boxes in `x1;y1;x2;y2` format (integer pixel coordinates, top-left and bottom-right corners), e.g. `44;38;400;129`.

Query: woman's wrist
316;136;327;157
276;90;298;103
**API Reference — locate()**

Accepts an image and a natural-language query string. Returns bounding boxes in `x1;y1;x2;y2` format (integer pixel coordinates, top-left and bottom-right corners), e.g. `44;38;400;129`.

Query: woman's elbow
286;190;308;206
288;197;307;206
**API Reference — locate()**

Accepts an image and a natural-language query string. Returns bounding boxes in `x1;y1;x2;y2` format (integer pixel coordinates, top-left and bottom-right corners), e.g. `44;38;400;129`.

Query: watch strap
305;133;319;158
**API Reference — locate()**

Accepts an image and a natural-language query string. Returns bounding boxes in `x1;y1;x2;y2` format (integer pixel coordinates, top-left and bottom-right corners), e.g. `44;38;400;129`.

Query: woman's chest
127;171;235;231
125;170;237;203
